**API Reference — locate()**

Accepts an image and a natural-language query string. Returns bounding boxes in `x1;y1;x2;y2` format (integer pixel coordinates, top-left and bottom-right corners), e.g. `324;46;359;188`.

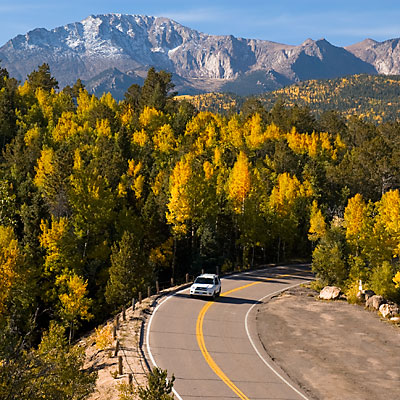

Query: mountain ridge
0;13;399;98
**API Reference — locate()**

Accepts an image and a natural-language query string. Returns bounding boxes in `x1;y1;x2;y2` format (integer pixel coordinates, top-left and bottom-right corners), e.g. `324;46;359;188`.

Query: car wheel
216;288;221;297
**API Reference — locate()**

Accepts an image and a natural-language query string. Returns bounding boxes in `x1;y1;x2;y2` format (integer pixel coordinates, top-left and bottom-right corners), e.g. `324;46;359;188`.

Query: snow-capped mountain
0;14;393;98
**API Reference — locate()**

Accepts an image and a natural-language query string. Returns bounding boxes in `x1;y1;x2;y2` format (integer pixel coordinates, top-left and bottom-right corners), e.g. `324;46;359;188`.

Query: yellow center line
195;274;290;400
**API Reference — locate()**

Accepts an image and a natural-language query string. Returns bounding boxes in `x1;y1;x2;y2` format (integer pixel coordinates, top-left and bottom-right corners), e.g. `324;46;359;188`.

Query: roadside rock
379;303;400;318
366;295;386;310
357;289;376;303
319;286;341;300
390;316;400;323
364;290;376;300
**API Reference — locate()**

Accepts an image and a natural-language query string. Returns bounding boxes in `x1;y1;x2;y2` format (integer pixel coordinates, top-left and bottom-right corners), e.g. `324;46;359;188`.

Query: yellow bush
94;324;113;350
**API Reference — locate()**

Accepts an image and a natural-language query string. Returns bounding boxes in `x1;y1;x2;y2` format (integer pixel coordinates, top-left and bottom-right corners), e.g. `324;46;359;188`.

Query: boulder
390;316;400;323
356;291;365;301
319;286;341;300
363;290;376;301
366;295;386;310
379;303;400;318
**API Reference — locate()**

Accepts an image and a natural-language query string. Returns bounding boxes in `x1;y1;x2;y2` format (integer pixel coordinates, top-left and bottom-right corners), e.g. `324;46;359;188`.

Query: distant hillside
260;74;400;123
176;93;243;114
180;74;400;123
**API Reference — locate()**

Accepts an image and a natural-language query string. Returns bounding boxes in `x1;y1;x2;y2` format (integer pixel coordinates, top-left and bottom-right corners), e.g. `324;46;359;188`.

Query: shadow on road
173;292;261;305
224;264;313;283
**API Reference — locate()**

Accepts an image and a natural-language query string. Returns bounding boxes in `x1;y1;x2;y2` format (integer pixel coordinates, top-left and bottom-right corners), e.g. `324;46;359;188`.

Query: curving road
145;264;313;400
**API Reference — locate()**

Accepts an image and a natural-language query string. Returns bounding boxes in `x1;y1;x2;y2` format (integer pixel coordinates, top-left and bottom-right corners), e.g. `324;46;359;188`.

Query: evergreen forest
180;74;400;123
1;63;400;398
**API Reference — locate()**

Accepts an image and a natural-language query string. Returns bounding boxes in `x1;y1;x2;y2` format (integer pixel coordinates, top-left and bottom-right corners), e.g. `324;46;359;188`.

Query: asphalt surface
145;264;313;400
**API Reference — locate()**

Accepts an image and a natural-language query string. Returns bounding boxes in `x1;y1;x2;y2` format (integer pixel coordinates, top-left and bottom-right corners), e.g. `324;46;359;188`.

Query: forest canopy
1;63;400;397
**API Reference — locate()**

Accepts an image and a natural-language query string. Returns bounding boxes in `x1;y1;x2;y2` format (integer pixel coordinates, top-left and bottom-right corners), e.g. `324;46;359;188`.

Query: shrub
138;367;175;400
94;323;113;351
311;225;348;286
369;261;399;302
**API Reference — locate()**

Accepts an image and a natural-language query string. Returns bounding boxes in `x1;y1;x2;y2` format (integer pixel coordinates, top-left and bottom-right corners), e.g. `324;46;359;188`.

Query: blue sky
1;0;400;47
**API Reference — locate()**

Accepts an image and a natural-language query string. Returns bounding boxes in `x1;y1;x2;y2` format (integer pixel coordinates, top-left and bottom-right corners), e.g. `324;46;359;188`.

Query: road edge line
244;282;311;400
145;289;187;400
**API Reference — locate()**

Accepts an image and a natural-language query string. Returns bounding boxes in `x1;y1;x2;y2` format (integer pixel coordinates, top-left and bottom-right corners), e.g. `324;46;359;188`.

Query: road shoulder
256;286;400;400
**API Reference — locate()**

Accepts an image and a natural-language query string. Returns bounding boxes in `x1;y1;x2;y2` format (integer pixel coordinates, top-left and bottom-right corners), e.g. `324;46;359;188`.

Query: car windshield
195;277;214;284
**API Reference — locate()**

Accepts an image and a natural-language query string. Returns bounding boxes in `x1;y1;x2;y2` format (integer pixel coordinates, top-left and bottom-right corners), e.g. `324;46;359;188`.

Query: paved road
146;264;313;400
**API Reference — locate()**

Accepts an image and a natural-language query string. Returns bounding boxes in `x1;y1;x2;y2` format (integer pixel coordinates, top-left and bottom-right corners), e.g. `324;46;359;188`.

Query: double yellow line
195;275;289;400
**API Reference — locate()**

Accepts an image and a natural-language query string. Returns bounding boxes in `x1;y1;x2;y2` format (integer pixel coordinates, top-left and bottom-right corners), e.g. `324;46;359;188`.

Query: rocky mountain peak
0;13;398;98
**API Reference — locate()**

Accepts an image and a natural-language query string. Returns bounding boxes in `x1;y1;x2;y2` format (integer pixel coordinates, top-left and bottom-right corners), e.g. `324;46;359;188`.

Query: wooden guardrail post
139;292;142;304
170;277;174;287
118;355;123;375
186;273;189;283
147;286;151;298
122;306;126;321
114;339;120;357
132;298;136;310
156;281;160;294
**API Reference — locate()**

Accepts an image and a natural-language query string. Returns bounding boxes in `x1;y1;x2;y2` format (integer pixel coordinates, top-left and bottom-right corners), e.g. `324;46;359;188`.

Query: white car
190;274;221;298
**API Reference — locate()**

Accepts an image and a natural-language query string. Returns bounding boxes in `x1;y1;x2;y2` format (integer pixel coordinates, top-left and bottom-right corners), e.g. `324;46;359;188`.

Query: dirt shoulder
256;286;400;400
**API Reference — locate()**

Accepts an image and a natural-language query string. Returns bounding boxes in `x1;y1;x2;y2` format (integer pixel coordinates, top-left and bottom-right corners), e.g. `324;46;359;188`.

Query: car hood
192;284;213;290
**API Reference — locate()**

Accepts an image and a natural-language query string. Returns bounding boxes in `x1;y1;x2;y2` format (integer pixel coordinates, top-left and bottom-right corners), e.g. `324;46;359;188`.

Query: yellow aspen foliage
203;161;214;180
344;194;368;241
227;151;251;213
264;122;283;141
286;128;306;154
76;89;91;114
58;273;93;336
335;134;346;149
244;113;265;150
287;130;336;159
127;159;142;177
213;147;223;167
308;133;319;158
166;157;192;235
185;112;222;138
149;237;174;267
225;116;243;149
393;271;400;288
94;324;113;350
139;106;163;127
270;173;312;215
132;129;148;147
73;149;83;170
36;88;55;124
320;132;333;153
206;124;218;148
95;119;112;138
308;200;326;241
52;111;80;142
34;148;55;188
151;171;165;196
0;226;21;315
117;182;127;198
24;126;41;147
374;189;400;257
18;80;31;97
132;175;145;199
39;217;69;274
100;92;117;111
153;124;176;153
120;104;134;126
76;90;98;120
